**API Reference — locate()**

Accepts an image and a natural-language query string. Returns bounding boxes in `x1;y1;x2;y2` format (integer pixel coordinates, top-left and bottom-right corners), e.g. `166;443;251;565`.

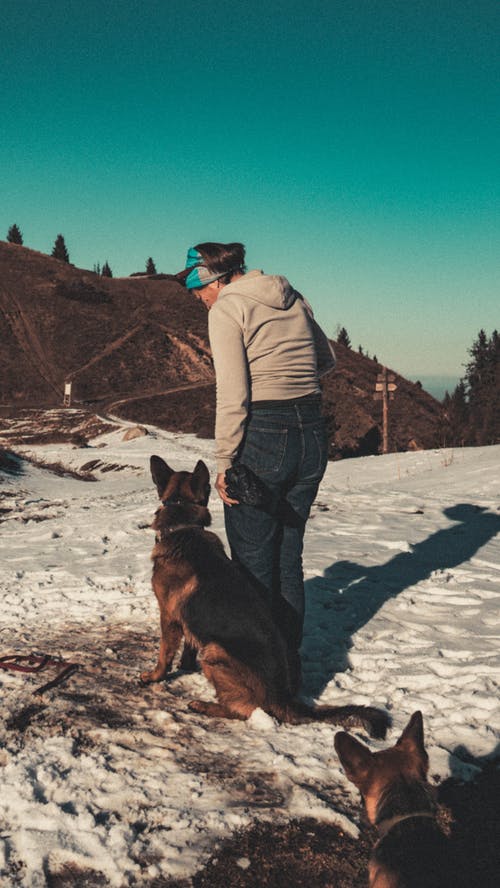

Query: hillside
0;241;443;455
320;343;443;457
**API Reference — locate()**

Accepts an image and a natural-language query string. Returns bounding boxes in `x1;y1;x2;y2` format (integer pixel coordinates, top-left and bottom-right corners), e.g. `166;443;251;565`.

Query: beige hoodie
208;270;336;472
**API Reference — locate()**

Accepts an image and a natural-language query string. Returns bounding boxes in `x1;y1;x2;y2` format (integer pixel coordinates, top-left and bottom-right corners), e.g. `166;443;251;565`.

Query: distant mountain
0;241;443;457
408;375;459;402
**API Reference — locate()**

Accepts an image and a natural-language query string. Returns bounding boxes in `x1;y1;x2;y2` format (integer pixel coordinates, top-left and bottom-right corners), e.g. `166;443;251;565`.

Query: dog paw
187;700;205;713
140;670;162;685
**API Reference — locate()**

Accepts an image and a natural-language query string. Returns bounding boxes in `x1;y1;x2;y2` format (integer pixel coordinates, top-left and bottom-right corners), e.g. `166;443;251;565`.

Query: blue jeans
224;397;328;666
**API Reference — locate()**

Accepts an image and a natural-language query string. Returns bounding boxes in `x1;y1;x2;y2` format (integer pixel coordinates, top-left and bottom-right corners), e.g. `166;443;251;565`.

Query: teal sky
2;0;498;386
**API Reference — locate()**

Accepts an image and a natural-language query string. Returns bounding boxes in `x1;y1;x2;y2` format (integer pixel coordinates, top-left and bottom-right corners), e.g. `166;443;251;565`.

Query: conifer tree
465;330;496;444
7;224;23;245
482;330;500;443
473;330;500;444
445;329;500;446
337;326;351;348
101;261;113;278
52;234;70;263
146;257;157;275
447;380;469;445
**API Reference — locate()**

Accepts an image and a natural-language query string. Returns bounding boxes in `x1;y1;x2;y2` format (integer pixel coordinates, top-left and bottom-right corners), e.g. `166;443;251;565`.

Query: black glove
224;463;274;510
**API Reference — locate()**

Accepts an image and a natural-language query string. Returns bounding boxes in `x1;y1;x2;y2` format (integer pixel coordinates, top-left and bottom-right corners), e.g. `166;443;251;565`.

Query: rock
122;425;148;441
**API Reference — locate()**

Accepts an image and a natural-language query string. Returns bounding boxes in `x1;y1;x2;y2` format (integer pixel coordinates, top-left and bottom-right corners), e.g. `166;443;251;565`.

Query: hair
194;242;246;284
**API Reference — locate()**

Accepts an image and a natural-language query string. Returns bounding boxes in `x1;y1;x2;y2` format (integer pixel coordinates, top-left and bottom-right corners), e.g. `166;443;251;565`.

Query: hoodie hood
219;270;298;310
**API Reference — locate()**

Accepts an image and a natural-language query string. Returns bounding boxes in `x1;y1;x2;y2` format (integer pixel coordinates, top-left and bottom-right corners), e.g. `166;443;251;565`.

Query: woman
176;242;335;692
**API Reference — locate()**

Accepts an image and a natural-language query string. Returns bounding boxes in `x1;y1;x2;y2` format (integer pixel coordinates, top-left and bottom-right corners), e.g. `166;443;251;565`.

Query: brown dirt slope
321;342;444;457
0;241;443;456
0;241;212;407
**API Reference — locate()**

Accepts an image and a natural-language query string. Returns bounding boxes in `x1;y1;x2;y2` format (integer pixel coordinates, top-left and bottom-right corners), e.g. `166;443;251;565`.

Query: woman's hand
215;472;239;506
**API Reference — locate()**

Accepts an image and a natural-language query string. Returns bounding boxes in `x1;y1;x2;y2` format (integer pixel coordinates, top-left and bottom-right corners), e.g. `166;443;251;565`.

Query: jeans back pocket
241;426;288;476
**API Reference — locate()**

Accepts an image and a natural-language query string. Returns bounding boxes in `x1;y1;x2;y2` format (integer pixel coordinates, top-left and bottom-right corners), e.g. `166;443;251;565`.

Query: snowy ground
1;415;499;886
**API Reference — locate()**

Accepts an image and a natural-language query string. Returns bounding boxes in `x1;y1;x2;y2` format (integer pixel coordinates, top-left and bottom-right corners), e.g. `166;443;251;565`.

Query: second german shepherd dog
141;456;389;738
335;711;450;887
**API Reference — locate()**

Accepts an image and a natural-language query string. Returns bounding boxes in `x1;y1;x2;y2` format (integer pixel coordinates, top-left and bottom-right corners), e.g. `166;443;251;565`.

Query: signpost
63;381;72;408
374;368;397;454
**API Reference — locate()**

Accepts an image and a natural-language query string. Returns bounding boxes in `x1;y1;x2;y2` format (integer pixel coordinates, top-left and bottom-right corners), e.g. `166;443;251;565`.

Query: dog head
334;711;429;824
150;455;211;534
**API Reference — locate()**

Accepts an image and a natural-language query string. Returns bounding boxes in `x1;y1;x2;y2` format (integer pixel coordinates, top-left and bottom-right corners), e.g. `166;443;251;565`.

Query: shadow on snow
302;503;500;697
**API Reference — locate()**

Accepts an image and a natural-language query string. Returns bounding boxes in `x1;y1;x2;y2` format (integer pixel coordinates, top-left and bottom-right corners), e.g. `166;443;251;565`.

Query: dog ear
334;731;373;786
191;460;210;502
396;711;425;753
396;711;429;777
150;455;174;498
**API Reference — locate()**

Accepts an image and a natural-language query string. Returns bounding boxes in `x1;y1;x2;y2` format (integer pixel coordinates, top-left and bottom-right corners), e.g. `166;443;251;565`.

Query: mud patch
15;454;97;481
0;409;117;446
80;459;142;474
46;856;109;888
5;702;48;732
191;818;371;888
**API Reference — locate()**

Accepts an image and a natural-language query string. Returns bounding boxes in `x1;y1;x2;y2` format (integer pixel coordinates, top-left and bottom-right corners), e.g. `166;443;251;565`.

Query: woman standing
176;242;335;692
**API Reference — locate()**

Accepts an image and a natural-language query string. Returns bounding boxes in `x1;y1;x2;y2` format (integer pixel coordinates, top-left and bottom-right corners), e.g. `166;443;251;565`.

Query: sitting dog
335;711;450;887
141;455;390;738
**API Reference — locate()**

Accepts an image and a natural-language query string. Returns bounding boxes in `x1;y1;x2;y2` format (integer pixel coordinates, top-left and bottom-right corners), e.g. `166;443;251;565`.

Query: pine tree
465;330;489;394
465;330;497;444
101;261;113;278
445;329;500;446
487;331;500;441
52;234;70;263
146;257;157;275
475;330;500;444
447;380;469;445
337;326;351;348
7;224;23;245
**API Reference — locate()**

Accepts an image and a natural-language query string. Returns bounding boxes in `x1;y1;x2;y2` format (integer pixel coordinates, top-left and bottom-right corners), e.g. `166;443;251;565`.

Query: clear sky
2;0;498;386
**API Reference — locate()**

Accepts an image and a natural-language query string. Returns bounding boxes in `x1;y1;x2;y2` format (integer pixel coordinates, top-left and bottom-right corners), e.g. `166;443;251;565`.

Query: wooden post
382;369;389;454
63;381;72;407
374;368;397;454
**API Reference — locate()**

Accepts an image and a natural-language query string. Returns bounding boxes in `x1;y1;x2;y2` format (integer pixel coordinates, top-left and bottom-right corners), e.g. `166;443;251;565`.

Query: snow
1;420;499;886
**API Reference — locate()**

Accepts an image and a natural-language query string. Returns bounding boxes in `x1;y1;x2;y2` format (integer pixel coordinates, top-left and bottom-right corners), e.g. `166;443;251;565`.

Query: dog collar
376;811;436;840
156;524;196;539
161;497;183;506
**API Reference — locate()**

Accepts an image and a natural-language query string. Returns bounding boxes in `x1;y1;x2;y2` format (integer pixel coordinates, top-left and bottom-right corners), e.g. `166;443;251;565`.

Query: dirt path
66;322;146;380
65;303;158;382
103;380;213;414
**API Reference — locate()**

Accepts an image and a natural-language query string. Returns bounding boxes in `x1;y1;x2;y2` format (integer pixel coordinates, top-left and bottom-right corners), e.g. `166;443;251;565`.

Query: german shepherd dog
141;456;389;737
335;712;450;887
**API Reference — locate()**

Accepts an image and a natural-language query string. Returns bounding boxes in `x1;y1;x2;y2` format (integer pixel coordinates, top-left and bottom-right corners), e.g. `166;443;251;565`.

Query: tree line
5;224;156;278
443;330;499;446
336;326;378;362
335;324;499;447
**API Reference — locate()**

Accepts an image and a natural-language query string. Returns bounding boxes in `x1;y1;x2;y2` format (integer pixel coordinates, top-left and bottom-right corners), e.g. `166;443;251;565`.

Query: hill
0;241;443;456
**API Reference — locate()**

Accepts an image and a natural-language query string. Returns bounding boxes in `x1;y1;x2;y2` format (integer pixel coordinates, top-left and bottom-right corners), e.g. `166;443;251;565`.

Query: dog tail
270;701;390;739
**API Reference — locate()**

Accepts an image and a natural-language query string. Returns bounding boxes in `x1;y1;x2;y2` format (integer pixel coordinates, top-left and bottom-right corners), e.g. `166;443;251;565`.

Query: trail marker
374;368;398;453
63;381;72;407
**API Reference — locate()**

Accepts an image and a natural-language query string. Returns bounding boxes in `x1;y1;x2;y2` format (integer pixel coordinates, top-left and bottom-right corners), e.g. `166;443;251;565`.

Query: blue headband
183;247;227;290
